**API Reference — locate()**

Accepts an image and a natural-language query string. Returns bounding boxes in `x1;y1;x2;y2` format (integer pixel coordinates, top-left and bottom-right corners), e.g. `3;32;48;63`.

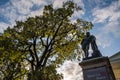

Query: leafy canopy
0;1;93;80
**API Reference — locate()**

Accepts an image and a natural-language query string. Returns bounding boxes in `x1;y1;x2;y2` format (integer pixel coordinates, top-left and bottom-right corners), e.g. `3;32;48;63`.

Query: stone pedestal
79;57;116;80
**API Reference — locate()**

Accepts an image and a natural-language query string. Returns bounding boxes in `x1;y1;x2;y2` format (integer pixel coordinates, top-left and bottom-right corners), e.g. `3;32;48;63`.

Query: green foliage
0;1;93;80
0;33;27;80
28;65;63;80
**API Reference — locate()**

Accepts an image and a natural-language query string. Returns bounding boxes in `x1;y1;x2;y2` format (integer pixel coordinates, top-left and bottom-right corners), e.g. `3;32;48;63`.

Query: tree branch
33;37;39;66
39;13;70;68
28;45;35;70
40;36;46;47
42;48;53;67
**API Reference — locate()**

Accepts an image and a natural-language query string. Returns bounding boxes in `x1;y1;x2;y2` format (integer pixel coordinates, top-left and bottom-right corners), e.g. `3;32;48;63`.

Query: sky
0;0;120;80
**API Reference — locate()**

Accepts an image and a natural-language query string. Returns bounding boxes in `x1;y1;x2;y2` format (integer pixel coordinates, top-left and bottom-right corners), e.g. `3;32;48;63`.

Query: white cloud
0;0;84;33
10;0;32;15
28;9;43;17
92;0;120;23
0;22;9;33
60;61;83;80
71;10;84;19
31;0;48;6
0;0;48;33
73;0;85;18
91;0;120;48
103;21;120;38
95;33;112;48
94;21;120;49
53;0;66;8
92;9;111;23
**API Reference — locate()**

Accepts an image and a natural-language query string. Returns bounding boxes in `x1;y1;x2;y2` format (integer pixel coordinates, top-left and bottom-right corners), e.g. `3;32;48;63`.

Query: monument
79;32;116;80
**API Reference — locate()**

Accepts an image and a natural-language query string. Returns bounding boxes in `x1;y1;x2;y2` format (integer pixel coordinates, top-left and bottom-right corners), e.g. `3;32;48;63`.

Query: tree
0;1;93;80
0;31;27;80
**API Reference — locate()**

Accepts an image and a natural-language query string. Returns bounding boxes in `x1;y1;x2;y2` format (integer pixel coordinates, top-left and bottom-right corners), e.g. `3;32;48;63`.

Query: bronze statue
81;32;102;59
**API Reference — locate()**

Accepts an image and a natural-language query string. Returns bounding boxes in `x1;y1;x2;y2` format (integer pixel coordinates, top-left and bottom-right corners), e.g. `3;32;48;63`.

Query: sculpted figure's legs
83;45;89;58
91;40;98;51
91;40;102;57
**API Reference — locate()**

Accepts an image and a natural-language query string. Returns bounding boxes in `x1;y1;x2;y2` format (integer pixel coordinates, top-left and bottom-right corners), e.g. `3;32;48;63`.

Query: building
109;51;120;80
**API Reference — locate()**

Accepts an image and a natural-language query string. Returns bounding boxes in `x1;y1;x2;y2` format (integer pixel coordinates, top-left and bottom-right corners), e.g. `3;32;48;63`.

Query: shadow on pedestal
79;57;116;80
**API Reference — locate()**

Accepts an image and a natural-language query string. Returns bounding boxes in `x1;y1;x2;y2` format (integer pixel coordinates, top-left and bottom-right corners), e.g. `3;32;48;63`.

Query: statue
81;32;102;59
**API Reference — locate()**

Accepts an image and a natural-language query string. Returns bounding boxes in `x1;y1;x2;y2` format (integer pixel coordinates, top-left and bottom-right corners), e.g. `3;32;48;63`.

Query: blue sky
0;0;120;80
0;0;119;57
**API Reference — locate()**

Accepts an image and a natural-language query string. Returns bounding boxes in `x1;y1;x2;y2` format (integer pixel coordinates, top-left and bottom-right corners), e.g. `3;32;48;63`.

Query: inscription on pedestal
84;66;110;80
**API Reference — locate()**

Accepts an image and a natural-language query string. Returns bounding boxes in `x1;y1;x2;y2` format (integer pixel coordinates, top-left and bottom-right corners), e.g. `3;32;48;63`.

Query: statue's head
86;32;90;37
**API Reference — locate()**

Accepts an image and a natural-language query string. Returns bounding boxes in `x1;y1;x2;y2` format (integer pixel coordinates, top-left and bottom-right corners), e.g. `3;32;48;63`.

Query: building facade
109;51;120;80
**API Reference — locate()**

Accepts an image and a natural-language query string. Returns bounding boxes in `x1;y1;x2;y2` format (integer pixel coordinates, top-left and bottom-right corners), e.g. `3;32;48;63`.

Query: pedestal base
79;57;116;80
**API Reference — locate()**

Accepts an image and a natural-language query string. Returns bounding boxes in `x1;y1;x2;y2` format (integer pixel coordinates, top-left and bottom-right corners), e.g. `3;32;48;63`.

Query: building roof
109;51;120;63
